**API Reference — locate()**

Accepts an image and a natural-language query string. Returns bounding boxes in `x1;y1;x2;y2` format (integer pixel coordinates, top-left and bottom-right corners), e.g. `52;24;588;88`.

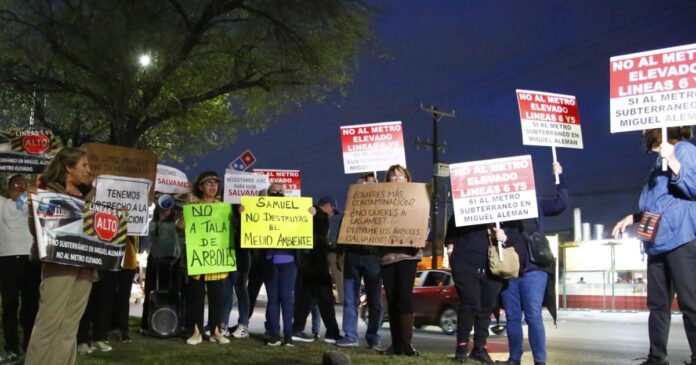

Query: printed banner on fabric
516;90;583;149
31;190;127;270
94;175;151;236
610;43;696;133
184;203;236;276
86;143;157;201
0;129;61;173
240;196;313;249
340;121;406;174
155;164;190;194
449;155;538;227
337;183;430;248
252;169;301;197
223;170;269;204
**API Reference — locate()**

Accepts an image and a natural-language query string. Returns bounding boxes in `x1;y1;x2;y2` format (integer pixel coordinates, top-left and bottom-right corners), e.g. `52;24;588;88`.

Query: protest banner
516;90;583;149
31;190;127;270
449;155;538;227
184;203;236;276
340;121;406;174
240;196;313;249
223;170;269;204
155;164;190;194
337;182;430;248
610;43;696;133
0;129;61;173
94;175;151;235
86;143;157;200
252;169;301;197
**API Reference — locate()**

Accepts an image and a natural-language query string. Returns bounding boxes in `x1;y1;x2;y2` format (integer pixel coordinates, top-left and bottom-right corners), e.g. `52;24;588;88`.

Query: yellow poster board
240;196;313;249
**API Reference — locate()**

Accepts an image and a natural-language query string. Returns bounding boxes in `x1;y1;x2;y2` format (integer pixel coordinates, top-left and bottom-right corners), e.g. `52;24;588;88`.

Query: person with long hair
25;147;95;365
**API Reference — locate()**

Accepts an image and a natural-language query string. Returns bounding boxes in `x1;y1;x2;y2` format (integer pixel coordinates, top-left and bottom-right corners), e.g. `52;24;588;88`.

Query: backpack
524;231;554;267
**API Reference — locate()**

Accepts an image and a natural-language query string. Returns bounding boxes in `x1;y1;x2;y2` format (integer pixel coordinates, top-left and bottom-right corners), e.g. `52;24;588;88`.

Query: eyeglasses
268;190;284;194
389;174;406;181
201;181;219;186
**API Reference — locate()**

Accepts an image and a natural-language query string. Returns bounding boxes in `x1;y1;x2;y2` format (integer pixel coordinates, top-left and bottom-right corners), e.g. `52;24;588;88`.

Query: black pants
190;277;225;333
453;267;504;346
292;272;339;338
381;260;418;315
248;254;272;320
0;256;41;353
647;240;696;362
111;269;136;337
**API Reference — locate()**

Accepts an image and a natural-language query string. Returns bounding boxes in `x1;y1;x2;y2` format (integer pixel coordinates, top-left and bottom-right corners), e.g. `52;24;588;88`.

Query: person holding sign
25;147;96;365
378;164;422;357
613;127;696;365
185;171;231;346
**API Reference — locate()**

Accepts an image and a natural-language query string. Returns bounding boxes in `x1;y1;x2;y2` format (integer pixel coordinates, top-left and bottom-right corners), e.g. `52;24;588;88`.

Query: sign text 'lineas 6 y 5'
340;121;406;174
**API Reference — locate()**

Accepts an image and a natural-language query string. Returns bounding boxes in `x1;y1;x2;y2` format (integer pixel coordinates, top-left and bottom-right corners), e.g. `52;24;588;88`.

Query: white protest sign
94;175;151;235
449;155;538;227
252;169;301;197
610;43;696;133
223;170;270;204
516;90;583;149
155;164;190;194
340;121;406;174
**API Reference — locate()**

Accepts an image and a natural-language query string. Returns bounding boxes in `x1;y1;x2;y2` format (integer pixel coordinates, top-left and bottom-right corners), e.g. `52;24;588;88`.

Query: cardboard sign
94;175;151;236
240;196;313;249
340;121;406;174
223;170;269;204
31;191;127;270
155;164;190;194
86;143;157;200
0;129;61;173
516;90;583;149
184;203;236;276
337;183;430;248
252;169;301;197
610;43;696;133
449;155;538;227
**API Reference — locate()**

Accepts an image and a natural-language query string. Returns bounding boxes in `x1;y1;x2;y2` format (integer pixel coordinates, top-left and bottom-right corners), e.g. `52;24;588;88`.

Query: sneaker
265;335;282;347
232;325;249;339
454;342;468;363
291;331;315;343
469;346;494;364
282;336;295;347
313;332;320;341
637;359;669;365
77;344;92;355
93;341;112;352
0;352;19;364
220;329;230;337
121;335;132;343
336;338;359;347
210;334;230;344
186;334;203;345
324;334;343;344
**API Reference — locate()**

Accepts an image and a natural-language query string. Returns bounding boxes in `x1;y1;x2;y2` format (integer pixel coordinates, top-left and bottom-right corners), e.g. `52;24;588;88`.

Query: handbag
488;242;519;279
636;211;661;242
524;231;554;267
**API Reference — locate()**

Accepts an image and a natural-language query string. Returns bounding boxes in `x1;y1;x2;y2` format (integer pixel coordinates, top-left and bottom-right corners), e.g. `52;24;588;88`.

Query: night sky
178;0;696;234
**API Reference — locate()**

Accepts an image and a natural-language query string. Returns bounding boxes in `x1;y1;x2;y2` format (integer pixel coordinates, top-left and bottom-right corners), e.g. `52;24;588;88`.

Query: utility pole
417;104;455;270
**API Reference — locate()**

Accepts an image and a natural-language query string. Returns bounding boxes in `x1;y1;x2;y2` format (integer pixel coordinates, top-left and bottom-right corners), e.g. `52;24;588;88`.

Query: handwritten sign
223;170;269;204
94;175;151;236
184;203;236;276
449;155;538;227
337;183;430;248
86;143;157;201
340;121;406;174
240;196;313;249
0;129;61;173
610;43;696;133
252;169;301;197
516;90;583;149
155;164;190;194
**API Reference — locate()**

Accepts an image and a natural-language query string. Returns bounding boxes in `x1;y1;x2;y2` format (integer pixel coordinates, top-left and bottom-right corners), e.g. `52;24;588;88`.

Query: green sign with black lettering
184;203;236;275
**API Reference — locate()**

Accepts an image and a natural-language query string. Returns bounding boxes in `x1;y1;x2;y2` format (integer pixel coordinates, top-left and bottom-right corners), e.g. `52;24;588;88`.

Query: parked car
360;269;459;335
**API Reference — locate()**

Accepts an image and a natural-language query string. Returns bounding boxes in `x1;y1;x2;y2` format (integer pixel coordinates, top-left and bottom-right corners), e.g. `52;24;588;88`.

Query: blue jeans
265;262;297;338
500;270;548;362
342;252;383;345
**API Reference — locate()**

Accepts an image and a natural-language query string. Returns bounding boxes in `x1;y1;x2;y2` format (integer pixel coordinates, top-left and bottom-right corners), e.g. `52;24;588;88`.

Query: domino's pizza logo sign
94;212;119;242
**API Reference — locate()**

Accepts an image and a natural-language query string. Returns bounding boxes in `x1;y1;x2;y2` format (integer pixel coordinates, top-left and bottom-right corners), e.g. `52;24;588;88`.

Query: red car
360;269;459;335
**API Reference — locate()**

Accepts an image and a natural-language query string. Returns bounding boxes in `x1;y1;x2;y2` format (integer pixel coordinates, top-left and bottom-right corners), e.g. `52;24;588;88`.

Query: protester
377;164;422;356
25;147;96;365
291;195;342;344
0;174;41;363
185;171;229;345
613;127;696;365
498;162;568;365
337;172;383;349
222;203;249;338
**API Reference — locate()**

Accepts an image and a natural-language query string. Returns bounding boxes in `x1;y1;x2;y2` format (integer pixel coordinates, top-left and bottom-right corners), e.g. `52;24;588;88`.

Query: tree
0;0;372;161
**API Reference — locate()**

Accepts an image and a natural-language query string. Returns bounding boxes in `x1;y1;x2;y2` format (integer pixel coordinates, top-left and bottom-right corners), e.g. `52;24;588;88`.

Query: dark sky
180;0;696;233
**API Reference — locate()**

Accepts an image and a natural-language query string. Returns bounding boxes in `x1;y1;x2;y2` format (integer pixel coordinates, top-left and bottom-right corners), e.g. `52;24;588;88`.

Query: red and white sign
94;212;119;241
610;43;696;133
223;170;269;204
155;164;190;195
449;155;538;227
252;169;301;197
516;90;583;149
340;121;406;174
22;134;50;154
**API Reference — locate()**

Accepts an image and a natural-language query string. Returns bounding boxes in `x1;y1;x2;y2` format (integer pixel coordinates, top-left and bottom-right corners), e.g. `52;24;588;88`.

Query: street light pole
418;104;455;269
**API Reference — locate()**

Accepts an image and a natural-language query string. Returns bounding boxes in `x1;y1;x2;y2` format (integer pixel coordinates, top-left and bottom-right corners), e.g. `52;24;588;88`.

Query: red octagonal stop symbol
94;212;119;241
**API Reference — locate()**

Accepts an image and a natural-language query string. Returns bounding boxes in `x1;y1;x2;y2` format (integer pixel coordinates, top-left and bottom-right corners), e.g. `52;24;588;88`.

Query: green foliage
0;0;372;160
